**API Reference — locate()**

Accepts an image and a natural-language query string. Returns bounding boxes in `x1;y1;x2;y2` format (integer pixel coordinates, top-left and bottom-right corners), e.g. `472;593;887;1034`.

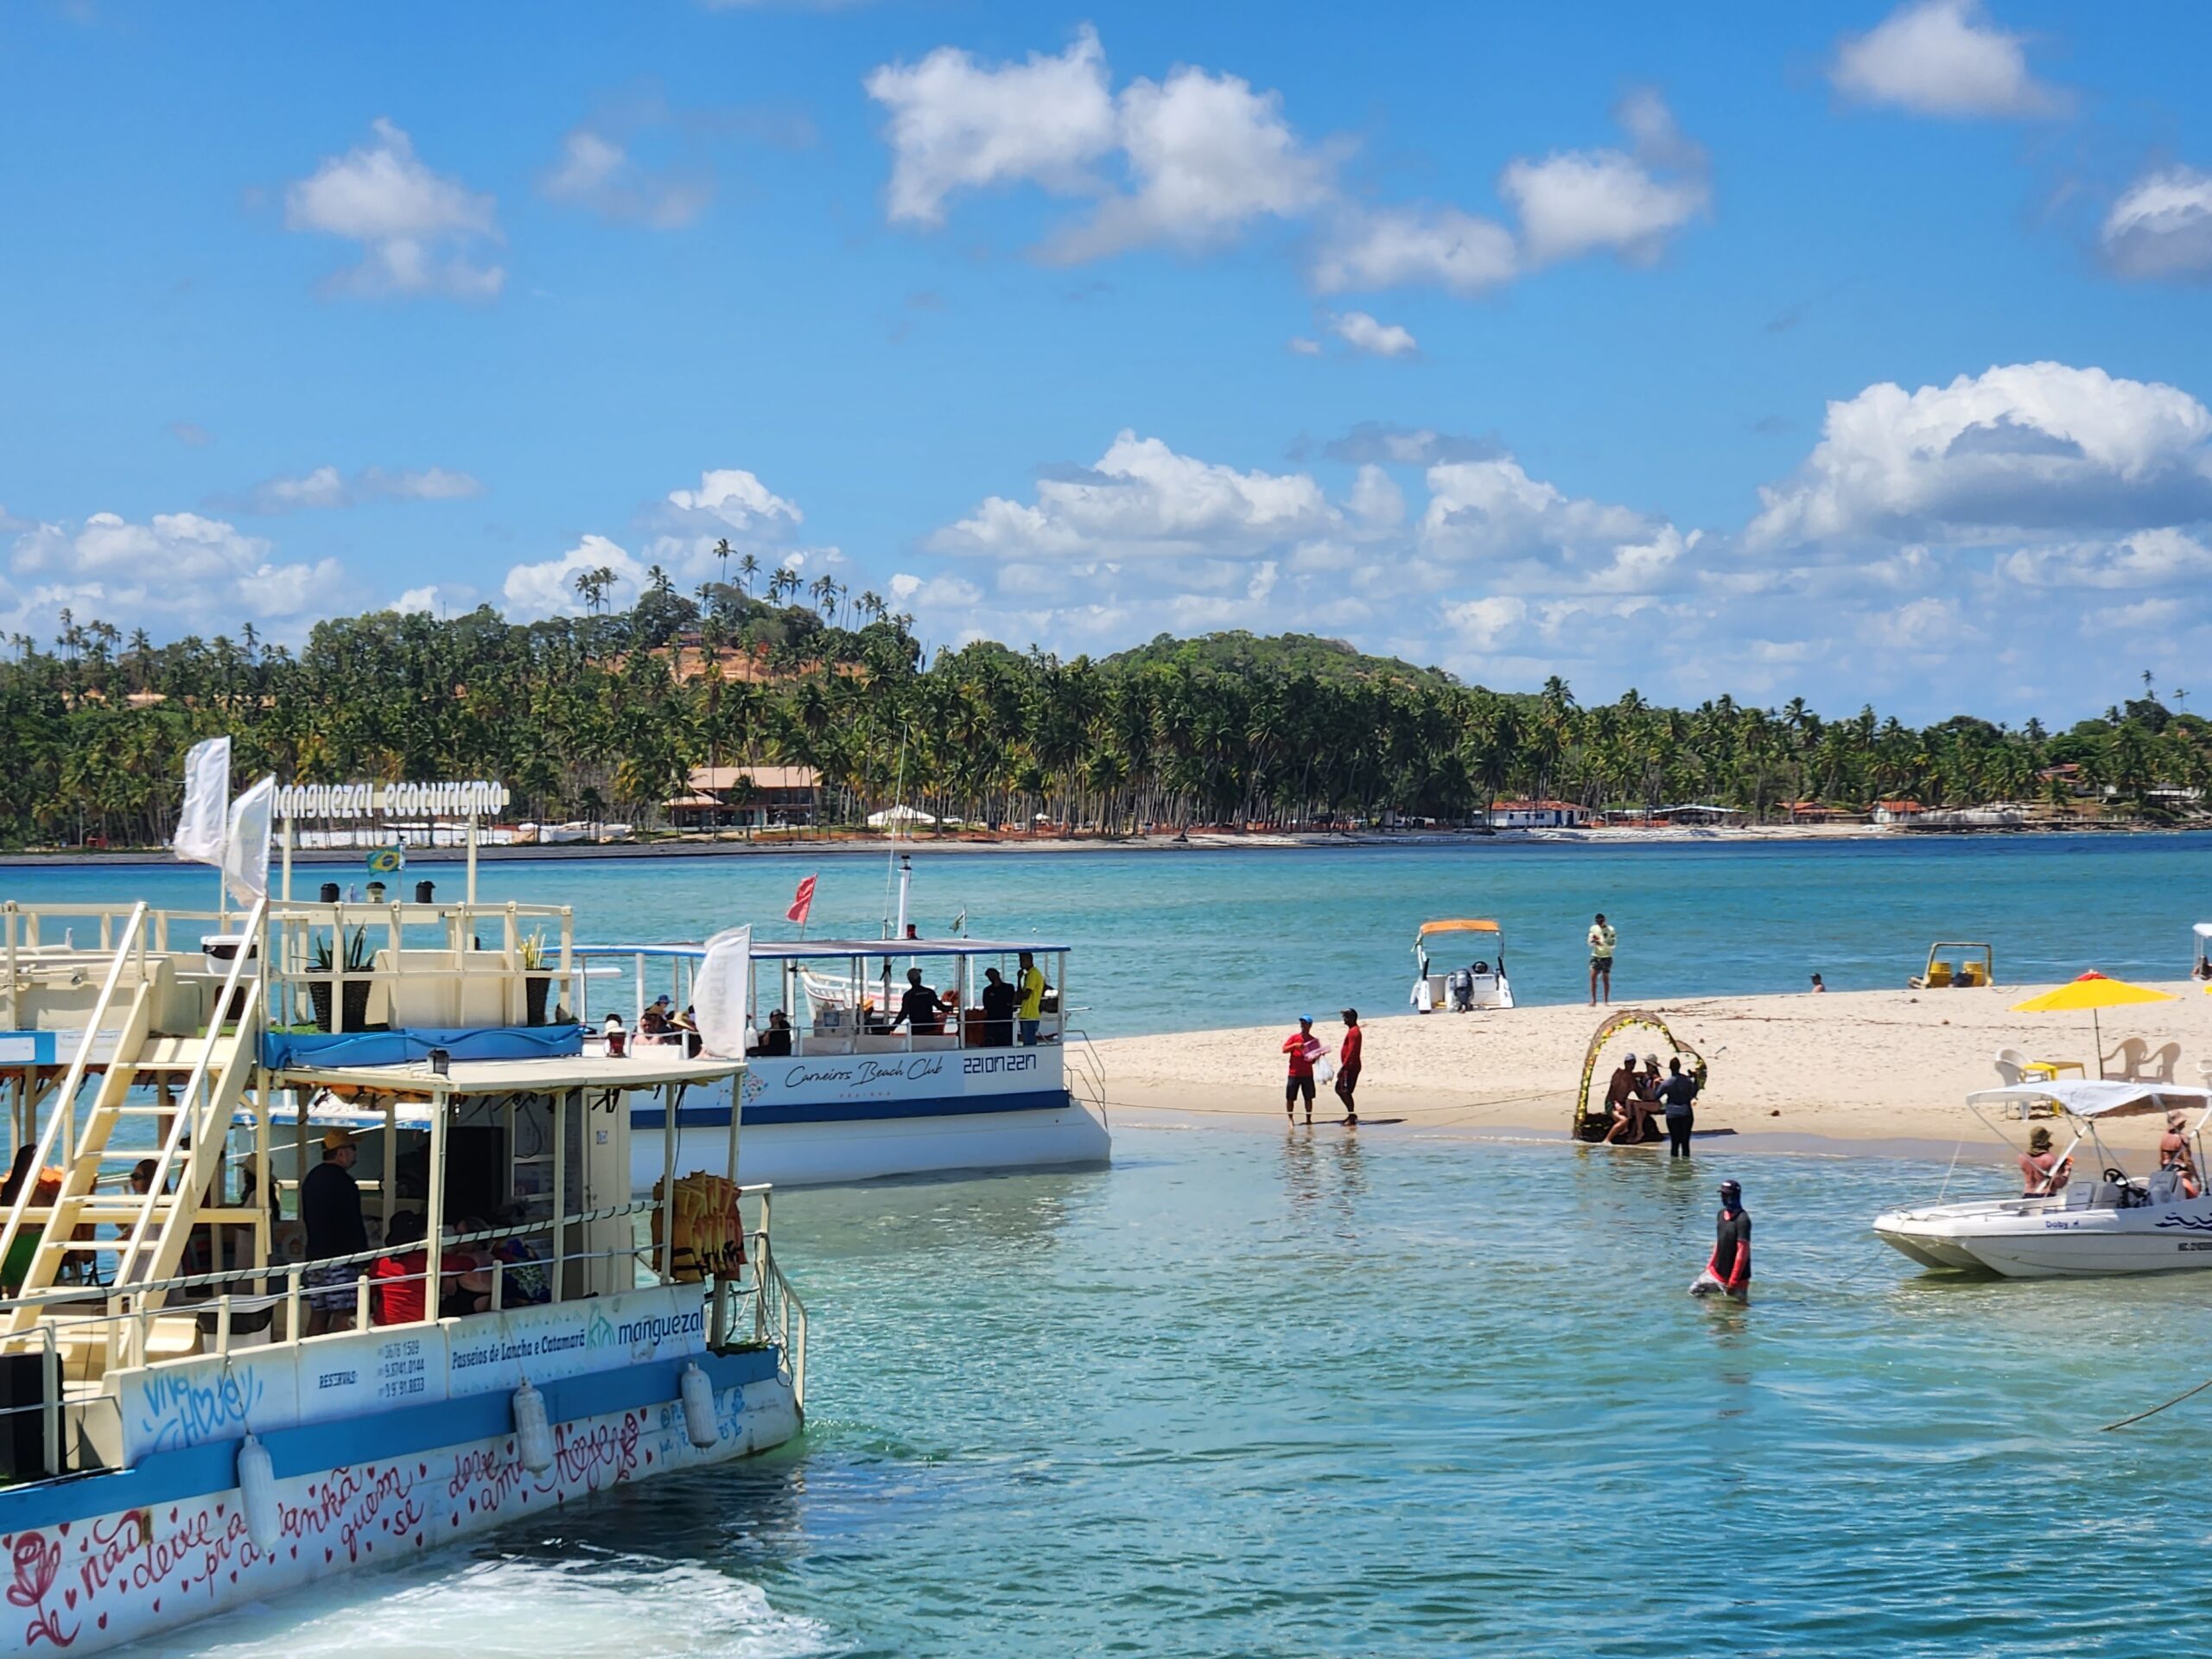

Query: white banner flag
694;925;753;1061
173;736;231;866
221;774;276;904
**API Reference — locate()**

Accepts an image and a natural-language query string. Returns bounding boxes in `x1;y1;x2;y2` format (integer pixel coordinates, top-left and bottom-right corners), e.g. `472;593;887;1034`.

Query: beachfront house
661;764;821;830
1873;799;1924;826
1487;799;1590;829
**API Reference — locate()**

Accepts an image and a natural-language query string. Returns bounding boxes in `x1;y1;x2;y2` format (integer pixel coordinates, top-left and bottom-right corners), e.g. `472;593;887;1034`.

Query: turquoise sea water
141;1122;2212;1658
16;832;2212;1034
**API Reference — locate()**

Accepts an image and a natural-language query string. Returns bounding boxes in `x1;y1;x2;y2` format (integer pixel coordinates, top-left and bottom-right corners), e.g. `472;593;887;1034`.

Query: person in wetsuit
1657;1057;1699;1157
1695;1179;1751;1300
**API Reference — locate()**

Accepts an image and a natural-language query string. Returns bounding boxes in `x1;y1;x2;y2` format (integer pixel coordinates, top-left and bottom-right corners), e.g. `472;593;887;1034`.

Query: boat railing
264;899;575;1033
0;1179;792;1477
717;1185;805;1409
1061;1024;1109;1121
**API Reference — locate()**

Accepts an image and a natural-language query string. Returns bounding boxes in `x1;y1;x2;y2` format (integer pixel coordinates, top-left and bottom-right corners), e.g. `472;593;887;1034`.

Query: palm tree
739;551;760;598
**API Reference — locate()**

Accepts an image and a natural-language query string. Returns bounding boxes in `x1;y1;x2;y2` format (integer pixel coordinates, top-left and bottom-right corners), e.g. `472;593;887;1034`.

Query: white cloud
501;534;648;621
283;118;505;299
1830;0;2065;119
1041;65;1333;261
931;431;1336;560
227;464;484;515
7;510;343;632
1860;596;1967;652
1328;311;1418;358
1286;335;1323;355
1999;528;2212;589
1749;362;2212;548
1347;465;1404;527
864;25;1116;227
1420;458;1656;565
2082;596;2188;634
1316;93;1707;293
1442;594;1529;651
1497;92;1710;269
1313;206;1518;296
2101;168;2212;283
665;468;804;531
541;128;712;230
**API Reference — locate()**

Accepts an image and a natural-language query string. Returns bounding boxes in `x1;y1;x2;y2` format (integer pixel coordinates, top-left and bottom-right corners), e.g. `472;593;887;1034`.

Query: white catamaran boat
1873;1081;2212;1277
575;938;1112;1194
0;880;805;1654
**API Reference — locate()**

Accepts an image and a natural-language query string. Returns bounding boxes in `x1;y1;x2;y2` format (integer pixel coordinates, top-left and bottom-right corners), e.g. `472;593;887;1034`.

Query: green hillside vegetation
10;570;2209;847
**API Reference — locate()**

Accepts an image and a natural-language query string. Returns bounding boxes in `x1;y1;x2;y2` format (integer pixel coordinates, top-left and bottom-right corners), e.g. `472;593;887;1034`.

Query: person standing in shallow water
1334;1008;1363;1126
1694;1179;1751;1300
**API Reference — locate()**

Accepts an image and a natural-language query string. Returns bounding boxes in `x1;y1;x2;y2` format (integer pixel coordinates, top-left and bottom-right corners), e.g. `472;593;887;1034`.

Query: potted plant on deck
308;925;375;1033
521;929;555;1026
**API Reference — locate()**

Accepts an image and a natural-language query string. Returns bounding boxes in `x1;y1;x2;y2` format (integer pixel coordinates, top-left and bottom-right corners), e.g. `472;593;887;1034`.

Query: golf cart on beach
1910;941;1993;989
1409;918;1514;1012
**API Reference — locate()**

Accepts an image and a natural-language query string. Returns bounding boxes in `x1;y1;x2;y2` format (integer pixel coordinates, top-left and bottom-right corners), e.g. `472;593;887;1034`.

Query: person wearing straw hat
301;1127;368;1334
2018;1126;2072;1198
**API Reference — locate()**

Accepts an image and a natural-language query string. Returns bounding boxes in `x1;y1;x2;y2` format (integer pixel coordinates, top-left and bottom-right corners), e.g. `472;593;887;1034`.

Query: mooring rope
2102;1375;2212;1432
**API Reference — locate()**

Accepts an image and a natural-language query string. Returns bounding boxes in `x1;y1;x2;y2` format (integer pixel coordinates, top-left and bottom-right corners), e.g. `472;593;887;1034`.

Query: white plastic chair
1992;1048;2026;1087
2107;1036;2152;1082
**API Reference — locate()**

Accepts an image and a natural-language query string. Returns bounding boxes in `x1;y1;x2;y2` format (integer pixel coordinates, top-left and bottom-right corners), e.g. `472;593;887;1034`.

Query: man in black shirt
979;968;1018;1047
889;968;947;1035
300;1128;368;1333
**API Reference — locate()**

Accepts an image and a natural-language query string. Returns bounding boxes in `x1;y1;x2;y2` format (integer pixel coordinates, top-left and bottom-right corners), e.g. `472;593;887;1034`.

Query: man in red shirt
1334;1007;1363;1127
1281;1015;1320;1123
372;1210;429;1325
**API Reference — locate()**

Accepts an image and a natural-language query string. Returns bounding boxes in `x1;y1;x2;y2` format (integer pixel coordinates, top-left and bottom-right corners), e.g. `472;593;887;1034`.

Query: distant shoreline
0;820;2192;868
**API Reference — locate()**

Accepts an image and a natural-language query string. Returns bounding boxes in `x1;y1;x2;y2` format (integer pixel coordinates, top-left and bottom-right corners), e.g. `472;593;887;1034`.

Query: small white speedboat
1409;918;1515;1012
1874;1081;2212;1278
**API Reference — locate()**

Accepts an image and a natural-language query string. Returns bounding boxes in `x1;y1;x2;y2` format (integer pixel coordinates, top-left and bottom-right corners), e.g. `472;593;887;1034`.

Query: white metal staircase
0;899;268;1336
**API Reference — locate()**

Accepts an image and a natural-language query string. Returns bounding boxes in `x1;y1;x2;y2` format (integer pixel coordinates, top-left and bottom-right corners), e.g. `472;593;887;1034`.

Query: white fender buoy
679;1362;720;1449
238;1434;279;1552
512;1380;555;1473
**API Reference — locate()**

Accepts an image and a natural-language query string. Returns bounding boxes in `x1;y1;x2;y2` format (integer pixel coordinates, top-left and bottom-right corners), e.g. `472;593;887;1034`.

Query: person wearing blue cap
1281;1015;1322;1123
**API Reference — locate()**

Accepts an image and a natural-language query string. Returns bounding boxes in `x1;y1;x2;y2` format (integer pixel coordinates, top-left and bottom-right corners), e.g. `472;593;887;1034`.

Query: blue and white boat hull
632;1047;1111;1191
0;1287;798;1656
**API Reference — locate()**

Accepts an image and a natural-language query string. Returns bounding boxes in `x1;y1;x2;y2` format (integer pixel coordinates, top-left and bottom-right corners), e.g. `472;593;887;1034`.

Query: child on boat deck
372;1212;493;1323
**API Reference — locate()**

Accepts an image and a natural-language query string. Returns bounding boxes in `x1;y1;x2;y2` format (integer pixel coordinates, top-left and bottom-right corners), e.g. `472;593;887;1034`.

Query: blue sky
5;1;2212;724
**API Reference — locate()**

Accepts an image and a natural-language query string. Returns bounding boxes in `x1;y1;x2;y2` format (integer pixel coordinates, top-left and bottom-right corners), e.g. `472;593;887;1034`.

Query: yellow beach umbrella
2012;971;2176;1077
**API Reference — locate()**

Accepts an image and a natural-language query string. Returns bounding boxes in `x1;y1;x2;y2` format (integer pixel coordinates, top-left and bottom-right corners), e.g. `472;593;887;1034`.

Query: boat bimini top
1966;1081;2212;1122
1416;918;1502;941
1414;918;1503;968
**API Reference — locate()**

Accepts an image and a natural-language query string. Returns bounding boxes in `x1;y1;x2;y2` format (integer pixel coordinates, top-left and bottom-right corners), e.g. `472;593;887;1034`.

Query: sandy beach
1088;979;2212;1160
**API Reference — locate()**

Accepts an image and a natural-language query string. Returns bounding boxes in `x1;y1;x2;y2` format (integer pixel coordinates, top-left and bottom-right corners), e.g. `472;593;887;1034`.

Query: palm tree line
5;574;2204;847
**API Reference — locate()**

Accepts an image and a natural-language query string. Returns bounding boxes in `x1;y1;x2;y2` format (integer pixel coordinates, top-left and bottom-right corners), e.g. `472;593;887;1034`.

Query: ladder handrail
111;897;267;1292
0;901;149;1278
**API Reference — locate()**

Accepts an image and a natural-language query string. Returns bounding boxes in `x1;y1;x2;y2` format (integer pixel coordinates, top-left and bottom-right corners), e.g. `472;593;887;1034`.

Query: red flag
785;874;817;926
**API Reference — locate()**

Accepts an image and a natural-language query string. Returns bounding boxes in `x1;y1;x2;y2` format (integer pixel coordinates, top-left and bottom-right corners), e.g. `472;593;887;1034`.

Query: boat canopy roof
1416;918;1502;939
2195;922;2212;940
575;938;1068;963
1967;1081;2212;1121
